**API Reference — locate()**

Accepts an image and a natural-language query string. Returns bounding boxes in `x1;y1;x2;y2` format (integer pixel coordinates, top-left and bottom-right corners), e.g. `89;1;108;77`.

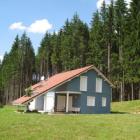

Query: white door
45;96;55;112
57;95;66;111
44;92;55;112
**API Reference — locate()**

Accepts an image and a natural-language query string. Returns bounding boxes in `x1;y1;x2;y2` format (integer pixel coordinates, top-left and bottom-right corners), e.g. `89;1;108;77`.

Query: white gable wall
44;91;55;112
35;95;44;110
28;92;55;112
28;99;36;111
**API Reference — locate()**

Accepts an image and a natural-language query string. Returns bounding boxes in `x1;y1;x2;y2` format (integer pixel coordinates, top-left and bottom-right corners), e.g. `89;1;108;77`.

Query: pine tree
87;11;103;69
0;33;35;103
1;1;140;104
100;1;109;75
19;33;35;97
124;0;140;100
114;0;128;101
50;32;62;74
60;14;89;70
37;32;52;78
60;19;73;70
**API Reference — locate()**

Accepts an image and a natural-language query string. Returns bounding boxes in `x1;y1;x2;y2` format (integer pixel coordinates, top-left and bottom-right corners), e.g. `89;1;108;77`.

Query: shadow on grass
111;111;129;114
0;101;3;107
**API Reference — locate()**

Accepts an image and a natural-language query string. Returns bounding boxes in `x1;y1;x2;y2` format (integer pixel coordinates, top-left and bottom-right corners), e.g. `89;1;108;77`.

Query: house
13;65;114;114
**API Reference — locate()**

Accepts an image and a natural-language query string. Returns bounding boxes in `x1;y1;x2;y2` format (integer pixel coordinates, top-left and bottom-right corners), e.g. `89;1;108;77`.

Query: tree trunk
107;44;111;78
122;70;125;100
120;82;123;101
119;44;123;62
131;83;134;100
128;93;130;101
139;84;140;99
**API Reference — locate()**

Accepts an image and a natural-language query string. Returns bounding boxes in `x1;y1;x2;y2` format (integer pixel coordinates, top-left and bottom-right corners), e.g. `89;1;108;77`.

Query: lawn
0;101;140;140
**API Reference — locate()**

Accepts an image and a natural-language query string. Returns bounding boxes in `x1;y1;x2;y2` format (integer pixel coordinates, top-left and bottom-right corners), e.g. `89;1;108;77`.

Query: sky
0;0;131;61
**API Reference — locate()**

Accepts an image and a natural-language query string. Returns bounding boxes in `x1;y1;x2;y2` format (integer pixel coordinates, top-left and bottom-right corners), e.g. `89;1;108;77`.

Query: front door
57;95;66;111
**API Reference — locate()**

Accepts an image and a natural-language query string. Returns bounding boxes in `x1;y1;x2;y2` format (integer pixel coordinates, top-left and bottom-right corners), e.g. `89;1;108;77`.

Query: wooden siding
54;69;112;114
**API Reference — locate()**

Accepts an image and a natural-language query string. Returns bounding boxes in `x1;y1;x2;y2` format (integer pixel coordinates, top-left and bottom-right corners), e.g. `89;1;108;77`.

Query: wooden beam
55;91;81;94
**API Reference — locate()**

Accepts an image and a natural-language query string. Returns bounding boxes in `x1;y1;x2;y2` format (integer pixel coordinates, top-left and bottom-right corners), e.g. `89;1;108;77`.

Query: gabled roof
13;65;114;105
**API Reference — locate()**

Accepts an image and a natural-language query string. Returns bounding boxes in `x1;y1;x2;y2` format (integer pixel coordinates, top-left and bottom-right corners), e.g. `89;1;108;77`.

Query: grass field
0;100;140;140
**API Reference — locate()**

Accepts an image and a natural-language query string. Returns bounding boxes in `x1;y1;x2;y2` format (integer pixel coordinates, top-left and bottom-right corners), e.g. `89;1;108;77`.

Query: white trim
55;91;81;94
13;103;26;106
66;92;69;113
92;65;115;87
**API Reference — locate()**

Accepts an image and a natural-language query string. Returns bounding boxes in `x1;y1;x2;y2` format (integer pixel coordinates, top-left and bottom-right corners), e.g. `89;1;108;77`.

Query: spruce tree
114;0;128;101
37;32;52;78
88;11;103;69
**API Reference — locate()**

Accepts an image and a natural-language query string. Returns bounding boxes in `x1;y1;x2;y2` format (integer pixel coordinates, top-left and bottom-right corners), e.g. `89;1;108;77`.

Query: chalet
13;65;114;114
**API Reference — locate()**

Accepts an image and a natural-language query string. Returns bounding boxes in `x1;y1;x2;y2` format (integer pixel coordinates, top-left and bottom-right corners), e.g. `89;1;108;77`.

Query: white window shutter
87;96;95;106
102;97;106;107
80;76;87;91
96;78;102;93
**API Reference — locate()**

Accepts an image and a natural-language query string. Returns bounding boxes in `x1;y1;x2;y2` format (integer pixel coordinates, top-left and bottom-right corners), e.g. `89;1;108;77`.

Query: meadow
0;100;140;140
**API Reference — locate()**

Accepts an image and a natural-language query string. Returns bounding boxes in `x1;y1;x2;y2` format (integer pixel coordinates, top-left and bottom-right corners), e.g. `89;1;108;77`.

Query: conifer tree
50;32;62;74
124;0;140;100
88;11;103;69
37;32;52;78
114;0;128;101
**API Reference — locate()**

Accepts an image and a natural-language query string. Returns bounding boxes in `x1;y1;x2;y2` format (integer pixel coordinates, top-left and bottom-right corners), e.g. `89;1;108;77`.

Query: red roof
13;96;31;105
13;65;92;105
13;65;114;105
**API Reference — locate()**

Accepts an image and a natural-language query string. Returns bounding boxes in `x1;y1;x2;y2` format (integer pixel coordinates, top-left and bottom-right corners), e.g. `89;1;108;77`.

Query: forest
0;0;140;105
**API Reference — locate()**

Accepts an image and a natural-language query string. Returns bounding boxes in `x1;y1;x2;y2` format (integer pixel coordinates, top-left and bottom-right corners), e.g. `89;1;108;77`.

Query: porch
28;91;81;113
54;91;81;113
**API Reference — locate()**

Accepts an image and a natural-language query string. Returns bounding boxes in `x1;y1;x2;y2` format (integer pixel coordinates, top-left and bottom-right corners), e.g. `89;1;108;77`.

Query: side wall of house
55;69;112;114
79;70;111;114
28;95;44;111
35;95;44;110
28;91;55;112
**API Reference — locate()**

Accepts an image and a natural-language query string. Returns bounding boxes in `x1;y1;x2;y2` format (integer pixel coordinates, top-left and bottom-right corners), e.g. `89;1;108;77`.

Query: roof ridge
47;65;93;78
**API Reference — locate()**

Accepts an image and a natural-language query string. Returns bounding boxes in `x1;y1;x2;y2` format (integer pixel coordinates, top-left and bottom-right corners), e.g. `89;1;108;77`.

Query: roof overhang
91;65;115;88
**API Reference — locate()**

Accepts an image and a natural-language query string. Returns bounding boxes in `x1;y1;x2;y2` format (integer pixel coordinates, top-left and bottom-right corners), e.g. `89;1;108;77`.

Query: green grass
0;100;140;140
112;100;140;113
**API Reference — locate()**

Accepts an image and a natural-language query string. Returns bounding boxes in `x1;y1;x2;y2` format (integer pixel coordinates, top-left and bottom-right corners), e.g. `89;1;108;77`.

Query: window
102;97;107;107
87;96;95;106
96;78;102;93
80;76;87;91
